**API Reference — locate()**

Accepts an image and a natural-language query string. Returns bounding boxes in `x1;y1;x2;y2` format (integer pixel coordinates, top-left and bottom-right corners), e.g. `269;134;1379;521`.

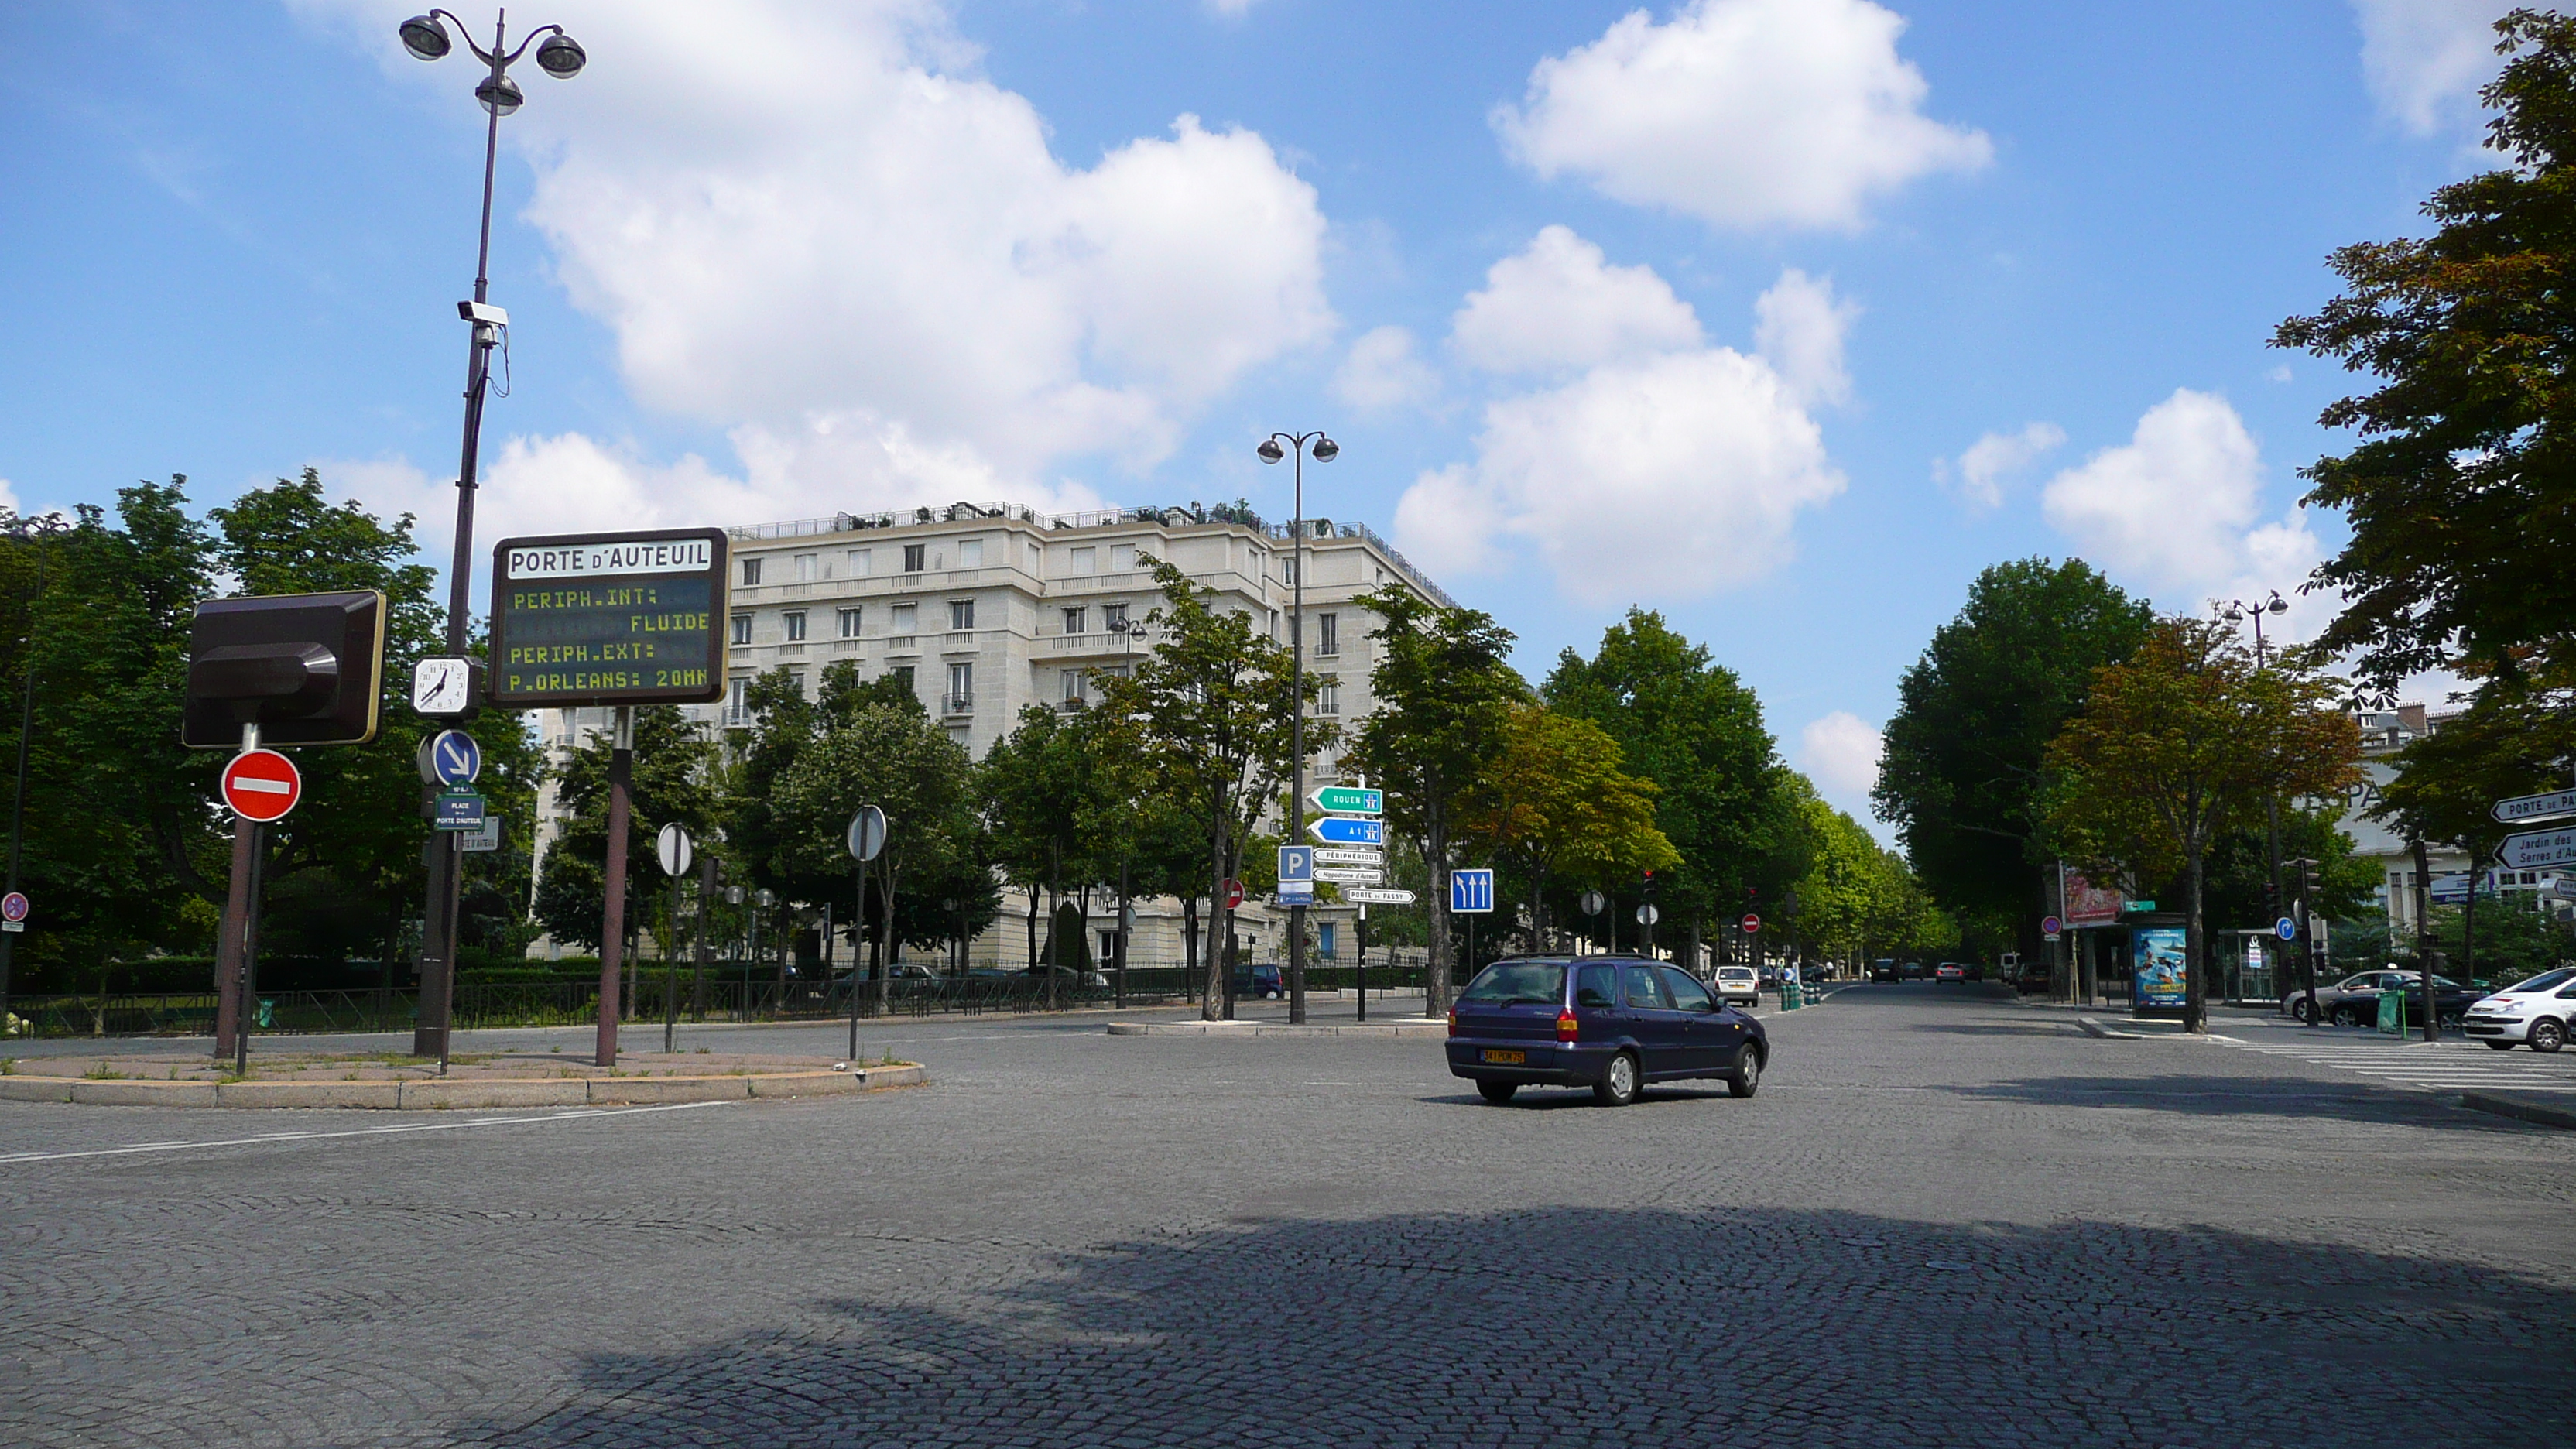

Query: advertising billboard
2132;927;2187;1009
2065;871;2127;927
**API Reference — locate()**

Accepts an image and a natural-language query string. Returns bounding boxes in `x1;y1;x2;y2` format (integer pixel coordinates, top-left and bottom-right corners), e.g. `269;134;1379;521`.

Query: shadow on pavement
465;1205;2575;1448
1936;1073;2542;1133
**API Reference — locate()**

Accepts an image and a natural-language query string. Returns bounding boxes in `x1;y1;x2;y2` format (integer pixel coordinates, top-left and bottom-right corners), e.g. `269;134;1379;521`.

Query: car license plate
1480;1049;1525;1065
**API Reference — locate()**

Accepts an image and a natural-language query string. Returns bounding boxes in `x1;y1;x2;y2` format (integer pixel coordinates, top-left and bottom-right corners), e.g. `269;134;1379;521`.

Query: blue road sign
1451;868;1495;913
428;729;482;787
1277;844;1314;883
2275;916;2297;941
1308;817;1385;846
433;791;487;831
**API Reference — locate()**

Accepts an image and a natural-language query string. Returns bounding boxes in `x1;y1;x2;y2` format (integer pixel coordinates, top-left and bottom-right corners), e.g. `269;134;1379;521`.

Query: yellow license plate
1480;1049;1526;1065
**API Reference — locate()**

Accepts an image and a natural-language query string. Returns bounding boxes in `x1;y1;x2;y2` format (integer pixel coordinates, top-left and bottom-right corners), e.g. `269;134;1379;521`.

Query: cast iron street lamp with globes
396;9;585;1060
2222;590;2293;1017
1258;430;1337;1025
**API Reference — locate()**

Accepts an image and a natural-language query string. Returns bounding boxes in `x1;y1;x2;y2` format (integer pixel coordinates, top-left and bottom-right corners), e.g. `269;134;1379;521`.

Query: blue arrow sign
429;729;482;787
2275;916;2297;941
1451;868;1495;914
1308;817;1384;846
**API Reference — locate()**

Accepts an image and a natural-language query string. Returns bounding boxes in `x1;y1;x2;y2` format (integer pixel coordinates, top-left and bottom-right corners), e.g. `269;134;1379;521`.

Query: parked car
1023;964;1111;988
1934;963;1965;984
1714;964;1759;1005
1446;956;1769;1107
2459;967;2576;1052
1869;959;1899;982
1899;961;1927;981
2014;958;2051;995
2281;970;2480;1027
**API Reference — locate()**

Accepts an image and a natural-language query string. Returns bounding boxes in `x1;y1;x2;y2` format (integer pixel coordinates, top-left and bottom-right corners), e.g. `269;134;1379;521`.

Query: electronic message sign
488;528;728;708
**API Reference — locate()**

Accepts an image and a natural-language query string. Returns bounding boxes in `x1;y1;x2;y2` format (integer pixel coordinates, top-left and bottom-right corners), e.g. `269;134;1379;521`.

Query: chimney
2396;703;2428;736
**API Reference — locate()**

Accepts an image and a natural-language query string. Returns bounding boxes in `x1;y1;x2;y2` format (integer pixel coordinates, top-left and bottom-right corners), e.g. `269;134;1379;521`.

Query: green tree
1092;557;1332;1018
1345;586;1522;1013
772;702;980;971
2044;618;2365;1033
984;704;1125;975
533;707;722;954
1543;608;1793;966
2371;689;2572;982
1875;558;2155;949
2274;10;2576;694
1457;704;1677;951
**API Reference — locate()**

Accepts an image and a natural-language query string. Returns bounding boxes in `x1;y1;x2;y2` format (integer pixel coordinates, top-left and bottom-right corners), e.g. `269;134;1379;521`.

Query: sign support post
214;724;261;1060
597;706;633;1065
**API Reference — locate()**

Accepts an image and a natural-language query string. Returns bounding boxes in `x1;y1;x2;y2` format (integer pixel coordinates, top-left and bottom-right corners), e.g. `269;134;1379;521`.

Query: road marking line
0;1100;729;1165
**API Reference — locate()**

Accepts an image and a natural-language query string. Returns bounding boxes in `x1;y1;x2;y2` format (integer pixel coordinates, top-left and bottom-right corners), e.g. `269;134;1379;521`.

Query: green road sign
1310;786;1382;815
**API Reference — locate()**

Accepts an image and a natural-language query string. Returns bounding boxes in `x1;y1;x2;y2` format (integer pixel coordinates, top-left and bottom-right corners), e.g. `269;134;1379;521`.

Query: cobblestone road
5;984;2572;1447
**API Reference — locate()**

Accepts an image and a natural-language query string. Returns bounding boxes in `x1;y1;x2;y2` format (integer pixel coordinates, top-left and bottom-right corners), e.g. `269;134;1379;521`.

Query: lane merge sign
1310;786;1382;815
1450;868;1495;913
2493;787;2576;824
221;749;303;823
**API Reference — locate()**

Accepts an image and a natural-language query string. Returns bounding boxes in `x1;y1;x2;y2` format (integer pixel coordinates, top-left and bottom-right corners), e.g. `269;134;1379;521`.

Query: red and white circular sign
1741;913;1762;934
221;748;303;822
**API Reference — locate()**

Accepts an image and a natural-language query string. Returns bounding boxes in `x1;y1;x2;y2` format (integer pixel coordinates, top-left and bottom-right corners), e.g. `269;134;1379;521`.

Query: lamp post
2222;590;2290;1012
1258;430;1338;1026
395;9;585;1060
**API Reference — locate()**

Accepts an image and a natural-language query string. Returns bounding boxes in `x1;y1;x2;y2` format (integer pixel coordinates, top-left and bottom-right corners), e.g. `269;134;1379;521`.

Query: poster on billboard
2066;872;2126;926
2132;927;2187;1009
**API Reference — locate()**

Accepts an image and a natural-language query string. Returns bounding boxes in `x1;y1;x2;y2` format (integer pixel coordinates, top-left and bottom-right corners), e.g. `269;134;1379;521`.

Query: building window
946;662;974;713
891;602;917;633
1317;611;1338;656
1283;556;1298;586
1070;545;1097;574
1062;668;1087;704
846;548;872;577
1319;923;1337;960
741;557;762;587
728;676;749;717
1103;602;1129;634
731;614;753;646
1063;606;1087;635
959;538;985;568
794;553;817;581
903;543;926;573
783;611;807;642
1267;609;1279;639
1317;677;1341;715
790;671;807;698
892;664;916;695
1110;543;1135;571
838;607;862;639
947;599;975;630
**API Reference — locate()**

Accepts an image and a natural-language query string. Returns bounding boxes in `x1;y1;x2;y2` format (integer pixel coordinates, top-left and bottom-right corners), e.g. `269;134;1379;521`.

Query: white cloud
1493;0;1991;231
1331;326;1442;413
1934;421;2064;509
0;478;17;514
2040;389;2321;610
2352;0;2504;133
1799;711;1882;797
296;0;1331;512
1449;225;1703;374
1204;0;1262;15
1395;343;1843;605
1752;269;1858;407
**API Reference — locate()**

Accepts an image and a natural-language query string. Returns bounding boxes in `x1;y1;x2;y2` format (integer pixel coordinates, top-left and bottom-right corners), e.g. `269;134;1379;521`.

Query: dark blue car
1445;957;1767;1107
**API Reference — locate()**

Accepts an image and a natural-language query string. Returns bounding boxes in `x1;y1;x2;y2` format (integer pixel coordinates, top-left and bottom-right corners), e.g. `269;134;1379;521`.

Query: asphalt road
5;982;2572;1447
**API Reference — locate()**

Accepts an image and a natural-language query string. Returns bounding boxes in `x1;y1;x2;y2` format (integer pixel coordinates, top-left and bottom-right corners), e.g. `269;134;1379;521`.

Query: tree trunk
2411;836;2437;1042
1023;882;1040;972
2184;842;2207;1035
1204;808;1227;1021
1425;814;1452;1018
1181;893;1200;991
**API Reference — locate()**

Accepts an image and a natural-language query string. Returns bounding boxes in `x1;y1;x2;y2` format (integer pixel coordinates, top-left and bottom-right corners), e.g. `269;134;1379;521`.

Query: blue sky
0;0;2513;827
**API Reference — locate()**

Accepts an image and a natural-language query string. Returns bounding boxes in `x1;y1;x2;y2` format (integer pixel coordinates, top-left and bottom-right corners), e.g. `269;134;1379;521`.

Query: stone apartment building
2334;703;2565;941
527;500;1456;969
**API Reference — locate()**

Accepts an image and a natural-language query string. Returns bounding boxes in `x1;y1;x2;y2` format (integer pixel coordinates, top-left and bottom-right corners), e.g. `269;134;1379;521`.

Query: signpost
1315;847;1382;865
1308;817;1385;846
1451;868;1494;985
221;750;304;823
1636;903;1660;927
657;824;693;1053
488;529;730;708
458;815;504;854
2498;826;2576;872
1343;887;1415;905
422;728;482;788
847;804;886;1058
0;891;26;934
1310;786;1383;816
2492;787;2576;824
1314;866;1383;885
1741;912;1762;936
1276;844;1314;906
1222;878;1245;910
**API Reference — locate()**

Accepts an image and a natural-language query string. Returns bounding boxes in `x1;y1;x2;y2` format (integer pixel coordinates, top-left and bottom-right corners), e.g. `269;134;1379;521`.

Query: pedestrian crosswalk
2232;1033;2576;1094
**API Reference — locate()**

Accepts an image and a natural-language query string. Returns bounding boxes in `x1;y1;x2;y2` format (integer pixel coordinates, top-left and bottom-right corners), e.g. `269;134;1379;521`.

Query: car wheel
2485;1040;2516;1051
1593;1051;1639;1107
2289;998;2314;1023
2331;1005;2361;1027
1725;1044;1762;1099
1477;1080;1519;1105
2530;1019;2566;1053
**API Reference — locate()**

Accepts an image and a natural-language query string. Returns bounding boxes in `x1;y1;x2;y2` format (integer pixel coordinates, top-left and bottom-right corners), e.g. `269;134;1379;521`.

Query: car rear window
1461;962;1565;1005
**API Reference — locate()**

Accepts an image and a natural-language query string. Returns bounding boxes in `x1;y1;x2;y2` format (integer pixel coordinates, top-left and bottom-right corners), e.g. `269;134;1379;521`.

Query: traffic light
1642;870;1657;900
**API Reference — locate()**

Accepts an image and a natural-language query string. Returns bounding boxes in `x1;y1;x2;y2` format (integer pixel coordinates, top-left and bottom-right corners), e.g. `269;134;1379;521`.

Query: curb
1105;1019;1448;1037
2458;1091;2576;1131
0;1064;923;1110
2077;1017;2145;1040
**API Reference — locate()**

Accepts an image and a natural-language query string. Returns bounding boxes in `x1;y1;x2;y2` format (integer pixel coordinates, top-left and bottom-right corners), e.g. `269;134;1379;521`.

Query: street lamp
396;9;584;1061
2221;590;2293;1019
1259;429;1337;1025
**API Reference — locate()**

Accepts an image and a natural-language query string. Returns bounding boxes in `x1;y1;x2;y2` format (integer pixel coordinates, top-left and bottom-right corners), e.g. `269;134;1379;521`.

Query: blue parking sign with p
1451;868;1495;913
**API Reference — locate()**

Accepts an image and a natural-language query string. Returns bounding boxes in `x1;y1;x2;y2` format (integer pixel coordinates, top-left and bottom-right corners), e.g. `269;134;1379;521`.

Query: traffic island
0;1049;922;1109
1106;1018;1450;1038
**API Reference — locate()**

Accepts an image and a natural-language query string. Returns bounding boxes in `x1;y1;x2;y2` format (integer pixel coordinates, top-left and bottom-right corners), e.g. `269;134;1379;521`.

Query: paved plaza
5;984;2574;1447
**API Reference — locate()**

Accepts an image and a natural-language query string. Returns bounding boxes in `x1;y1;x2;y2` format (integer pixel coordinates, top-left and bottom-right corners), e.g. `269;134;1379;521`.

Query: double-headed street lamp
1258;430;1337;1026
397;9;584;1060
2222;590;2291;1016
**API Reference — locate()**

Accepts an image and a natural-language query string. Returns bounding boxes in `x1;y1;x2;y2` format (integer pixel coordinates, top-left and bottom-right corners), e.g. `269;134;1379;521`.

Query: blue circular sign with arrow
427;728;482;788
2275;916;2297;941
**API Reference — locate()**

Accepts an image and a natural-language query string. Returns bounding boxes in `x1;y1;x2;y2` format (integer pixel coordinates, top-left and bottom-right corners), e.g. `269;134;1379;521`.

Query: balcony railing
942;694;975;715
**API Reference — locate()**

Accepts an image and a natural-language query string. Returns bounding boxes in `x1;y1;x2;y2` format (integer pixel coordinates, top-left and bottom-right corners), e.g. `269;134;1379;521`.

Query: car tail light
1557;1009;1578;1042
1447;1008;1458;1035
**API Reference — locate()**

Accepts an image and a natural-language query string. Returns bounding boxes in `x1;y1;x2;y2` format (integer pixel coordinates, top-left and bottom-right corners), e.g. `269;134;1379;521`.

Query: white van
2459;967;2576;1052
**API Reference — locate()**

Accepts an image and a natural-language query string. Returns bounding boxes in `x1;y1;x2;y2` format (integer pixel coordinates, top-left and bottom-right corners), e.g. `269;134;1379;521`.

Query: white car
1713;965;1759;1006
2459;967;2576;1052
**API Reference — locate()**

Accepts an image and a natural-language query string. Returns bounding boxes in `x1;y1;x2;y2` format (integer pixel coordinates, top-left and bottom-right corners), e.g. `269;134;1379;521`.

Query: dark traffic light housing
182;591;388;748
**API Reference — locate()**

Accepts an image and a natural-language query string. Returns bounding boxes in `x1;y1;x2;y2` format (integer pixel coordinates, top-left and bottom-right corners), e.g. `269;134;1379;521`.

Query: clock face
413;658;471;714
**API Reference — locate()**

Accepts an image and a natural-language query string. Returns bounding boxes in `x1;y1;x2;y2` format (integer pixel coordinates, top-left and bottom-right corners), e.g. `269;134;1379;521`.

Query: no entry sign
1741;913;1762;934
221;748;303;823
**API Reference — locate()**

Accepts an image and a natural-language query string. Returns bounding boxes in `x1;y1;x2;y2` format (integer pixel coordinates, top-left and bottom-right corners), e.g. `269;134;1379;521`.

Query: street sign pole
596;706;634;1066
846;805;886;1064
